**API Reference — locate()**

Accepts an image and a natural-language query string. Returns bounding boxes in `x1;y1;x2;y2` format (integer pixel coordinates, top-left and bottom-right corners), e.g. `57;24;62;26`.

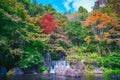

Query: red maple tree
39;13;57;34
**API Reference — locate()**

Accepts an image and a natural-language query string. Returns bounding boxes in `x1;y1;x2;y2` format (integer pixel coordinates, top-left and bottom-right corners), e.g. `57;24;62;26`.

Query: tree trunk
106;46;111;53
76;39;80;46
97;42;102;56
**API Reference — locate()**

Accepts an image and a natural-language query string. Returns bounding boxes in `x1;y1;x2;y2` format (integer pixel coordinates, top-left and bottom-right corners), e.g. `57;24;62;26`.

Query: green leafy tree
65;20;89;46
76;6;88;21
0;0;49;69
78;6;88;13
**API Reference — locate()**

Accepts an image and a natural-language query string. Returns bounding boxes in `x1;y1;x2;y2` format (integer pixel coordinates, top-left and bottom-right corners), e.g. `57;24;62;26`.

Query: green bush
18;48;44;68
103;68;120;80
39;65;48;71
100;53;120;69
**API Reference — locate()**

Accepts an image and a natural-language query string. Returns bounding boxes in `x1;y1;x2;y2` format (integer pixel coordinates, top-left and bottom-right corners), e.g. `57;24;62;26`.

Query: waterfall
43;53;82;77
48;54;70;74
50;60;70;74
43;53;70;74
50;67;55;73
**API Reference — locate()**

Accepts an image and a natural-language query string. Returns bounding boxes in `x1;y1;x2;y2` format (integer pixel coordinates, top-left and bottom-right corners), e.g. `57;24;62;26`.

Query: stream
1;73;104;80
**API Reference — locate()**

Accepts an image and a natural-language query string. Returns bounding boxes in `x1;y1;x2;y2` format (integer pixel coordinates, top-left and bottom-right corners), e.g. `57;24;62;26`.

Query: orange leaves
109;13;116;18
84;36;91;44
86;16;97;24
104;32;110;37
111;19;120;28
100;13;109;22
85;10;117;29
86;11;102;25
96;23;107;29
84;10;119;45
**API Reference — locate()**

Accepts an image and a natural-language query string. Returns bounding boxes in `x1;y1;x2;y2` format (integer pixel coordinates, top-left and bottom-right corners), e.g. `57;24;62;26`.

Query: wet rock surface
55;66;81;77
49;60;82;77
94;68;103;74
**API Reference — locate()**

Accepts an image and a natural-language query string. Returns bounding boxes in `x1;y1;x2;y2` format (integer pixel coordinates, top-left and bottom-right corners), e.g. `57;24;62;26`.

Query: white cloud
63;0;74;11
63;0;96;12
72;0;96;12
72;0;81;11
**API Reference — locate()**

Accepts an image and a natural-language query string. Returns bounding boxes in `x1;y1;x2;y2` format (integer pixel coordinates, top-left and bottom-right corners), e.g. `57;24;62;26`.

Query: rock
72;61;84;73
94;68;103;74
7;68;14;76
55;66;66;75
42;70;48;75
65;68;81;77
109;73;120;80
14;67;24;75
7;67;24;76
55;66;81;77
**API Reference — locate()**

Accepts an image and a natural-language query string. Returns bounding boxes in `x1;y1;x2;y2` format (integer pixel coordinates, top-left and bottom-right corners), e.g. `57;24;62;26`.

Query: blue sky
31;0;97;12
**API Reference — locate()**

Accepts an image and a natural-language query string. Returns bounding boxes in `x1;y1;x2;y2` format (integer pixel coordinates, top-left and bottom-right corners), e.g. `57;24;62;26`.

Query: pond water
0;74;104;80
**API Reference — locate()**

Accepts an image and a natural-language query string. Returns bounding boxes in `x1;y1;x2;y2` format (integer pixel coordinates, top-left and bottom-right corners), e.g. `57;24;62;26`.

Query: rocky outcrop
43;53;52;69
55;66;81;77
94;68;103;74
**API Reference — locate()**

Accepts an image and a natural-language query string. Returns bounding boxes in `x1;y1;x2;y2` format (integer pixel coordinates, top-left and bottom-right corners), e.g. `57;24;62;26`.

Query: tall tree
78;6;88;13
85;10;119;55
65;20;88;46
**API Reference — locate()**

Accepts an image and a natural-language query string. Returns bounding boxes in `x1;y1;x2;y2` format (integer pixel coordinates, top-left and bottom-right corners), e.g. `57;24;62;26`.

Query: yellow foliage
84;36;91;44
83;21;90;27
7;68;14;76
94;34;100;41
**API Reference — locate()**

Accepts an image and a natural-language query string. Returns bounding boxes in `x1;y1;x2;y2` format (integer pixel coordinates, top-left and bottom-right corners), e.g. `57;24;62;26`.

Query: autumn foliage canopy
39;13;57;34
84;10;119;44
85;11;118;28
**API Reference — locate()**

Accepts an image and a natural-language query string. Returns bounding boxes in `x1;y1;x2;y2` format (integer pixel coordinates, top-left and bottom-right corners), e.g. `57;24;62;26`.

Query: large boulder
94;68;103;74
7;67;23;76
72;60;85;73
42;70;49;75
14;67;24;75
55;66;81;77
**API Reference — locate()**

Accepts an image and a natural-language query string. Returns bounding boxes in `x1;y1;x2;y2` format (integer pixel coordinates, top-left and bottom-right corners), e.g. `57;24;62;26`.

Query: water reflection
1;74;105;80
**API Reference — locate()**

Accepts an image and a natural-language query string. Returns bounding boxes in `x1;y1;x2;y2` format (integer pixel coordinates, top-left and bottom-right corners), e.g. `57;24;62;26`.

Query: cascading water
50;60;70;74
49;54;70;74
44;53;81;77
